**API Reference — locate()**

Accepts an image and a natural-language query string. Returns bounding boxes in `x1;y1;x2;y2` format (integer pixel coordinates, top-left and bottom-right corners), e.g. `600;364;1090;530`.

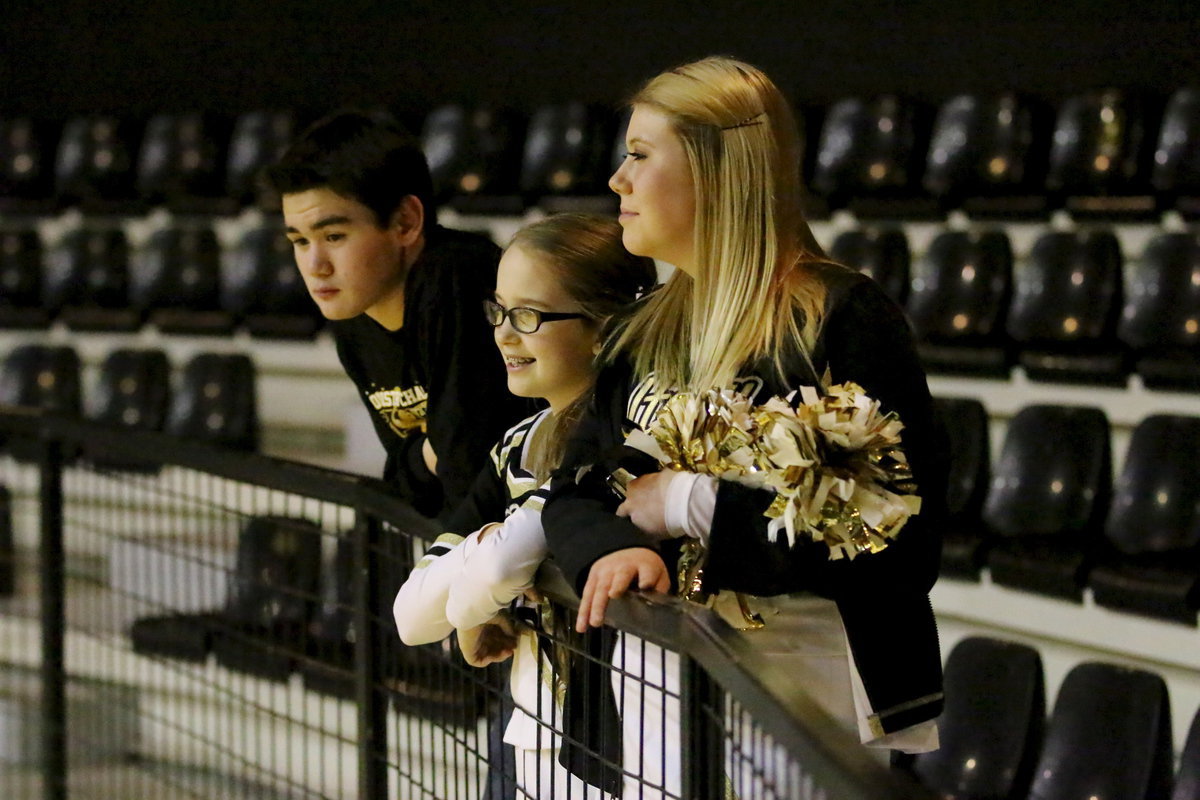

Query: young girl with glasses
394;212;656;799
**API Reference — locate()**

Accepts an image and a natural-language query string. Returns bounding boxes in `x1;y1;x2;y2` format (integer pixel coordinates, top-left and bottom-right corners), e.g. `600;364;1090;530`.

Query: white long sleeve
445;506;547;630
662;471;719;544
393;532;469;645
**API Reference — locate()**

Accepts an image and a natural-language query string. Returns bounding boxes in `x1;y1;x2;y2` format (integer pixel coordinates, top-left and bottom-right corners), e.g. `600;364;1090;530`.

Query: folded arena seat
1006;229;1128;386
1119;232;1200;391
905;229;1015;377
907;636;1044;800
1028;661;1173;800
931;396;991;579
828;226;910;306
302;530;491;727
129;514;321;681
0;227;52;329
1153;87;1200;220
1088;414;1200;625
983;404;1112;602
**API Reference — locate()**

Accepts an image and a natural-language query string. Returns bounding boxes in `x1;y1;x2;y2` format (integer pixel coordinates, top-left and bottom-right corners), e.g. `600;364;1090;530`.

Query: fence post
39;438;66;800
353;513;389;800
680;654;727;800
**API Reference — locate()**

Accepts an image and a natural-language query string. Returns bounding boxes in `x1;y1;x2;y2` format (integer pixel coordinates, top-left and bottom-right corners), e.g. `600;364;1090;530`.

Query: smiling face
492;245;599;413
609;104;697;274
282;187;419;330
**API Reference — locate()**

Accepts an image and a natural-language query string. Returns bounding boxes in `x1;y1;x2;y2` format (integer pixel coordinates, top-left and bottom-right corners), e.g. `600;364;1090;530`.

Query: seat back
225;110;295;208
519;102;613;198
1173;704;1200;800
1046;90;1155;197
54;115;139;208
136;112;227;207
0;228;44;311
1119;232;1200;354
42;227;130;313
1029;662;1172;800
0;117;57;205
224;515;322;630
982;404;1111;539
1153;87;1200;197
165;352;258;451
90;348;171;432
1007;230;1124;351
812;95;926;206
934;396;991;526
828;228;910;305
911;636;1044;800
130;225;222;313
0;344;82;415
1106;414;1200;555
906;229;1013;344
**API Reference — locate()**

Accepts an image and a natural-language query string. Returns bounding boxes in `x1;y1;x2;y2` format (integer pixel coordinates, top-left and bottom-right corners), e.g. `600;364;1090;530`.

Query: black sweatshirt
330;225;537;518
543;262;949;737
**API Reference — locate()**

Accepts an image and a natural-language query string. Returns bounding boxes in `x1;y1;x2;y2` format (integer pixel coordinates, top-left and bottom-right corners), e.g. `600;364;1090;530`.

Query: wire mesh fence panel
0;411;937;800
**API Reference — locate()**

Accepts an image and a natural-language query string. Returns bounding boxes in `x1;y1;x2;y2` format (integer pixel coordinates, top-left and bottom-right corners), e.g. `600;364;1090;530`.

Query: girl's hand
457;612;520;667
576;548;670;632
615;471;673;537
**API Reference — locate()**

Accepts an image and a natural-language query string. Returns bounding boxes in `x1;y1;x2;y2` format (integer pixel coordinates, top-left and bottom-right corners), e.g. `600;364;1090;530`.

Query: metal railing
0;406;933;799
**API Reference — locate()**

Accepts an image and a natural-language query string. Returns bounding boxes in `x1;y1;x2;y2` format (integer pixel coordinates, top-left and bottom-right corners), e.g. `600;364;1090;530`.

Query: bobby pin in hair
721;113;765;131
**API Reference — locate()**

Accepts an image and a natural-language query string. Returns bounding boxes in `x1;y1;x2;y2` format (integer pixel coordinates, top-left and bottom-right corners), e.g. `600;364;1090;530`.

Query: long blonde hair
607;56;830;391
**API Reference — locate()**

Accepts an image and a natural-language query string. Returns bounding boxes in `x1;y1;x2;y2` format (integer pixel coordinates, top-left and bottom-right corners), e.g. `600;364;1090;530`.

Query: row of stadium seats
839;228;1200;389
937;397;1200;625
907;635;1190;800
5;219;1200;390
0;344;259;456
0;222;320;338
1;87;1198;220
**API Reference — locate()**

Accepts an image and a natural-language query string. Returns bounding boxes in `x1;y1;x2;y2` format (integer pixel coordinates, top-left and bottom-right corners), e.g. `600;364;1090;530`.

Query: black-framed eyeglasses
483;298;589;334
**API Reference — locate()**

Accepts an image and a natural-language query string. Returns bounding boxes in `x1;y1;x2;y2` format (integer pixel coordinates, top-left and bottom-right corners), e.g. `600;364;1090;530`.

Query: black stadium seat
54;115;142;213
222;222;321;339
827;227;910;305
1047;89;1160;220
1174;705;1200;800
811;95;937;219
43;227;140;332
909;637;1044;800
1007;229;1127;385
0;344;82;461
131;515;322;681
984;404;1111;602
1120;232;1200;391
521;102;617;213
1028;662;1172;800
131;224;234;335
136;111;229;213
421;104;526;215
1154;87;1200;219
225;110;296;211
89;348;171;432
165;352;258;452
0;116;59;214
933;396;992;579
1089;414;1200;625
926;93;1054;220
905;229;1014;377
0;227;51;329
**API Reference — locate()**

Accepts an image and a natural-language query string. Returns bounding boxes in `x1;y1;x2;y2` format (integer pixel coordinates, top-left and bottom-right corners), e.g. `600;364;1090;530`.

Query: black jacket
331;225;536;518
543;263;948;736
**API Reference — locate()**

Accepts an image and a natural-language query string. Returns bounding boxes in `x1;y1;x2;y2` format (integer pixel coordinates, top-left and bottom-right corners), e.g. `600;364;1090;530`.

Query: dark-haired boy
265;110;532;518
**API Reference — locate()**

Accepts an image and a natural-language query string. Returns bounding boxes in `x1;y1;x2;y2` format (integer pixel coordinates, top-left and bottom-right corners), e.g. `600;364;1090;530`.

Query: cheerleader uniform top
392;409;563;748
543;262;950;741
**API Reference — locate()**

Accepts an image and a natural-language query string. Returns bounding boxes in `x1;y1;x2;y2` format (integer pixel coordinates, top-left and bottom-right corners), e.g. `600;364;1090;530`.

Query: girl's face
492;245;599;413
609;105;697;275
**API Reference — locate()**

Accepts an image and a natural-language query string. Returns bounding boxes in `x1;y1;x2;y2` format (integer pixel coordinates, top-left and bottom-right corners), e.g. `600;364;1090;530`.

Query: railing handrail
2;405;934;799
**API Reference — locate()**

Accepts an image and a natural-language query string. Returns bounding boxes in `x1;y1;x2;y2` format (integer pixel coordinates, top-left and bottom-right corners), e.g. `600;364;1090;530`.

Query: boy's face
282;187;410;328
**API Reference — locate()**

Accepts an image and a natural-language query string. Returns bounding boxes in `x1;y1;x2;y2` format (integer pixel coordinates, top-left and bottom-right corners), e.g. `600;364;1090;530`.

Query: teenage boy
265;110;532;518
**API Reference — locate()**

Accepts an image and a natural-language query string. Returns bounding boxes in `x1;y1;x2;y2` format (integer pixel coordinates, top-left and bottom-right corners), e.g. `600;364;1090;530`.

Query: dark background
3;0;1197;118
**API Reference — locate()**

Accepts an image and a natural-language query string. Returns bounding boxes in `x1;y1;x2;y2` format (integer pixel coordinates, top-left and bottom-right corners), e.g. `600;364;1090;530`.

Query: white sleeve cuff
663;471;718;545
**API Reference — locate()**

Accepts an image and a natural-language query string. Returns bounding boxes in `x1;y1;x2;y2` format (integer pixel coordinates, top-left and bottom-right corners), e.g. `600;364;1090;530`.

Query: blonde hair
507;213;657;481
607;56;830;391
